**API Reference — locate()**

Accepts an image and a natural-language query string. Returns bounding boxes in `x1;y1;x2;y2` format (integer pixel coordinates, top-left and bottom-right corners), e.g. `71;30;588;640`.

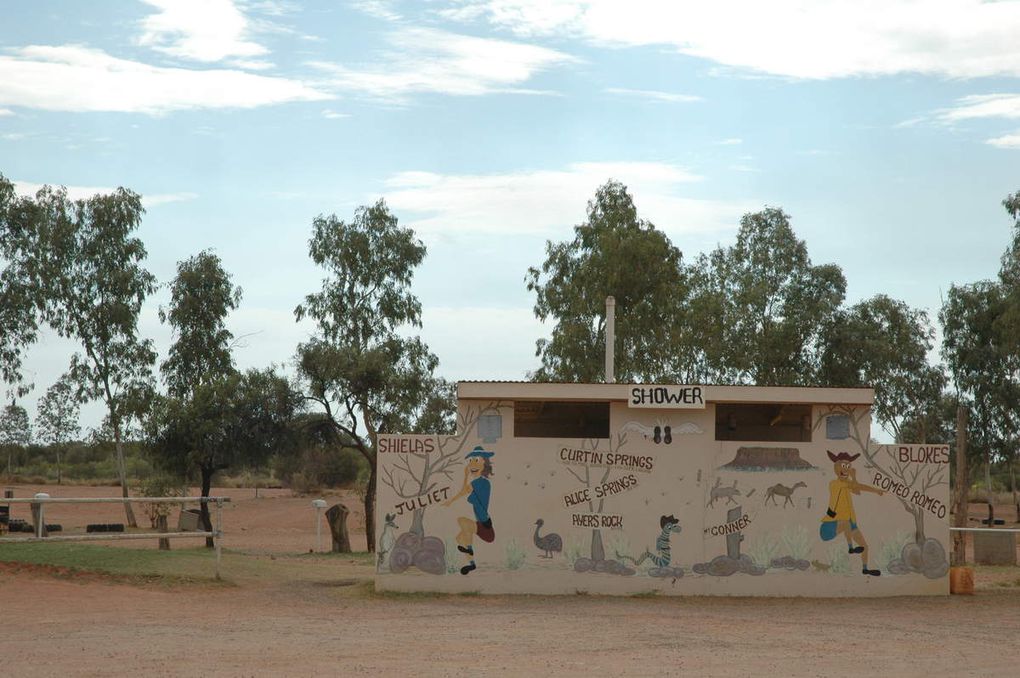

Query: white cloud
0;45;329;114
138;0;267;63
604;87;702;103
308;27;576;100
13;180;197;208
441;0;1020;79
717;138;742;145
321;109;350;119
0;108;13;116
938;93;1020;122
352;0;404;21
987;132;1020;149
419;306;547;380
381;161;752;237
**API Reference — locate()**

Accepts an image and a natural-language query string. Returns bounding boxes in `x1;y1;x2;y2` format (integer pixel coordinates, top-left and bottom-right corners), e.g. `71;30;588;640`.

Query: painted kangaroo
765;481;807;508
617;515;682;568
707;477;741;508
377;513;398;568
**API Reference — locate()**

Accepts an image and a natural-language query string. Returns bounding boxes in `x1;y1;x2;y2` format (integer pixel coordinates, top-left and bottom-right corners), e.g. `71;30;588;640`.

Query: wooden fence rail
0;496;230;579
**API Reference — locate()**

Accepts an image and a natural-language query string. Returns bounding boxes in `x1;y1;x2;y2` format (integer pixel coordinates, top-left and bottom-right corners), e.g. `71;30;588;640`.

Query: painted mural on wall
375;392;950;596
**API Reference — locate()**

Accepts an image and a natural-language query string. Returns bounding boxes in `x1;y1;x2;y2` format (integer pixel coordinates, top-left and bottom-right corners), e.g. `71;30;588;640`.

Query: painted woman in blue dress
443;446;495;575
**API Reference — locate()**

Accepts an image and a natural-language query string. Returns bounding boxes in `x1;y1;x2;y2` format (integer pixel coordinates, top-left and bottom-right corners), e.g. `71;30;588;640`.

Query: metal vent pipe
605;296;616;383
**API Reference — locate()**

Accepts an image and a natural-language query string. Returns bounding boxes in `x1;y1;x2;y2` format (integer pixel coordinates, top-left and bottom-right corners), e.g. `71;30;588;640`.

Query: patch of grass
827;543;850;574
564;538;586;568
780;525;811;560
876;530;912;569
0;542;226;583
504;538;526;570
630;590;659;598
0;542;374;588
746;533;779;568
445;539;459;574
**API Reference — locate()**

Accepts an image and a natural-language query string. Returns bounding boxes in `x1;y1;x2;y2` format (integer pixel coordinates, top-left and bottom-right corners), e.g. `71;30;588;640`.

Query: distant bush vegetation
1;437;368;494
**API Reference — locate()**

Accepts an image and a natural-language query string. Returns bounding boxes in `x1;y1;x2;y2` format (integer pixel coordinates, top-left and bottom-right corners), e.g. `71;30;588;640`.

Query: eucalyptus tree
295;200;453;550
0;174;44;396
159;250;242;398
34;185;157;526
941;281;1019;524
526;180;699;382
150;250;245;539
695;207;846;385
35;376;81;484
0;401;31;476
820;294;946;442
147;368;299;546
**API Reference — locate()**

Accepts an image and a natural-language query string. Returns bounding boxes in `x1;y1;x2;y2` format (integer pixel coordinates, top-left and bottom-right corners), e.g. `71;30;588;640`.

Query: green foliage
1;401;32;475
877;530;913;570
139;473;188;527
563;537;586;568
35;376;80;447
273;426;368;492
821;294;946;441
295;200;425;346
146;368;300;487
940;281;1019;463
526;180;693;382
294;200;453;548
696;207;846;385
746;532;780;568
31;184;157;430
827;544;850;574
504;538;527;570
159;250;242;399
997;189;1020;352
780;525;811;560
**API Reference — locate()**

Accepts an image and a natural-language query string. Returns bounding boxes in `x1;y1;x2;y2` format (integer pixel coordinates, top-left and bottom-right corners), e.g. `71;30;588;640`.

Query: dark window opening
513;401;610;439
715;404;812;442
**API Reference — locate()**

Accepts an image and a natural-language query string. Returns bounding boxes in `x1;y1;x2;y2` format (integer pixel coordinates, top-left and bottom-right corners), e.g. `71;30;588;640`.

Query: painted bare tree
380;401;505;537
815;405;947;545
562;430;630;564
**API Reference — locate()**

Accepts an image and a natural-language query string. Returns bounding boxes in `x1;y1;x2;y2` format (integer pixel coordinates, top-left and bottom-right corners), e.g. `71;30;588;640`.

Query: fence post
214;498;223;580
32;493;50;538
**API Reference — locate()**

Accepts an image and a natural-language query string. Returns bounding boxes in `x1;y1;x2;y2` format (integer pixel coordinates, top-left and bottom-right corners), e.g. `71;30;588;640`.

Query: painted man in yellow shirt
819;450;885;576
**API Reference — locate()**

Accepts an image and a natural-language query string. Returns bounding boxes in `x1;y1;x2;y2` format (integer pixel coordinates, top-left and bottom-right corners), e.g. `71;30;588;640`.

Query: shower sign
629;385;705;409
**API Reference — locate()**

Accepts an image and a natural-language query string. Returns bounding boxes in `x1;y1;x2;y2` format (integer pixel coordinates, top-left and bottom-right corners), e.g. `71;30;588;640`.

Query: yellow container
950;566;974;595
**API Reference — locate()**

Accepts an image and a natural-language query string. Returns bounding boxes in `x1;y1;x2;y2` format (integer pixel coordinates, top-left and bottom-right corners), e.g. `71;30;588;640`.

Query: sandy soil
1;484;371;552
2;485;1019;676
1;568;1018;677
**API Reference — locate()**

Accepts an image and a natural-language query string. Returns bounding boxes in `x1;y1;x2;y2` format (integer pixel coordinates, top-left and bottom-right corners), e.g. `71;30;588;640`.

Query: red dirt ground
0;484;371;551
2;485;1019;676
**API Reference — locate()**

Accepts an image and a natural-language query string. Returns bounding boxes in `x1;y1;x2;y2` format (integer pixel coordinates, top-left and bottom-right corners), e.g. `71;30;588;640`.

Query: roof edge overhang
457;381;874;406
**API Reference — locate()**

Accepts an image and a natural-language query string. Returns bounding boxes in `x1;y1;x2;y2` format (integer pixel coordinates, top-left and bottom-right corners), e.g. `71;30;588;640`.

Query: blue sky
2;0;1020;432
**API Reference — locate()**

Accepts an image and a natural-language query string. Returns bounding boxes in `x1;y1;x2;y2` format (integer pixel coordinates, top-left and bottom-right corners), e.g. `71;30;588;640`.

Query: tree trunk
56;448;61;485
112;425;138;528
985;450;995;526
951;405;968;566
410;508;425;537
156;513;170;551
326;503;352;553
364;461;376;552
200;467;214;549
1011;457;1018;524
590;529;605;561
912;505;926;546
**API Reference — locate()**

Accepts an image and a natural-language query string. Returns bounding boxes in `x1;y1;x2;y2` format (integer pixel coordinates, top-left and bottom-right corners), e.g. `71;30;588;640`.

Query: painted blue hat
465;445;495;459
